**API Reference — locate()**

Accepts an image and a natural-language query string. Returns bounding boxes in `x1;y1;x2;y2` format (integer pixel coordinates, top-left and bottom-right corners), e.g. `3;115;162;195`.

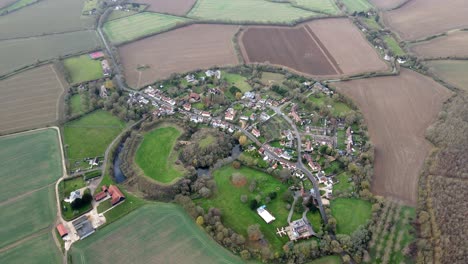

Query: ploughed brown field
120;24;239;88
369;0;408;10
239;18;387;77
0;0;16;9
383;0;468;41
0;64;65;135
410;31;468;58
134;0;196;16
334;69;451;205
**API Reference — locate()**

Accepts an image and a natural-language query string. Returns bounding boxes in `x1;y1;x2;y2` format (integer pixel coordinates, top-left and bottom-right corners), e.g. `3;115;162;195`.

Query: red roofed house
94;191;107;202
183;103;191;111
108;185;125;206
189;92;201;102
252;128;261;138
89;51;105;60
56;223;68;238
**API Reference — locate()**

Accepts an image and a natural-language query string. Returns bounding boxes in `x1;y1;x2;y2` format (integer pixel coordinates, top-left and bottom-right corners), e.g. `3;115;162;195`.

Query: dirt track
383;0;468;41
410;31;468;58
334;69;452;205
120;24;239;88
134;0;196;16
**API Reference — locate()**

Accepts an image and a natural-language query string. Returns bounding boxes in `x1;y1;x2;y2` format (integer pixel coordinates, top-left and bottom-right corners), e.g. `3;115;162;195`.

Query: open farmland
0;0;38;14
369;0;408;10
63;110;125;170
0;0;16;9
240;18;387;78
0;65;65;134
69;204;243;264
0;0;94;39
188;0;318;23
64;54;104;84
334;69;452;205
0;30;100;76
103;12;191;44
120;24;239;88
426;60;468;92
410;31;468;59
134;0;196;16
135;126;185;184
0;232;62;263
383;0;468;41
292;0;340;15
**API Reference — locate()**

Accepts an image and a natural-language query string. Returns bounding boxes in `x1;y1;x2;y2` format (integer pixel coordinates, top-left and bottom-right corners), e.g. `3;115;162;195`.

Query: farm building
56;223;68;238
287;218;316;241
108;185;125;206
257;206;276;224
73;216;95;240
94;191;107;202
89;51;105;60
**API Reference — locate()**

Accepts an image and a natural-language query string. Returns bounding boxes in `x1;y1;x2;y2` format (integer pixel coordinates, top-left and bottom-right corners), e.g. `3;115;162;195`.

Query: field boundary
304;24;343;74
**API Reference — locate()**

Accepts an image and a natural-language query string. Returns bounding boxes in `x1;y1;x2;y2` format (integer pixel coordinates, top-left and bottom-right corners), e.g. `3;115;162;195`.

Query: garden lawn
309;94;352;116
63;55;104;83
331;198;372;235
199;165;290;253
188;0;318;23
63;110;125;169
341;0;373;13
103;12;191;44
199;134;216;149
0;128;62;203
135;126;185;183
98;189;147;226
333;172;354;195
307;210;323;233
293;0;340;15
223;72;252;93
0;232;62;264
69;204;243;264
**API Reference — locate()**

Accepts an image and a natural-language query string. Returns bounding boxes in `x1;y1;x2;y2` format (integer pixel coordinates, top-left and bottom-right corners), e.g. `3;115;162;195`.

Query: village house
189;92;201;102
108;185;125;206
56;223;68;238
225;108;236;121
260;112;270;122
257;205;276;224
205;69;221;79
287;218;315;241
303;154;321;172
185;74;196;83
252;128;261;138
201;111;211;118
101;59;111;77
161;96;176;106
183;103;191;111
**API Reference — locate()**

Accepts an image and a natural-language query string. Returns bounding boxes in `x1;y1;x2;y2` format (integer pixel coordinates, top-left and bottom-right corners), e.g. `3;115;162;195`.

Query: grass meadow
293;0;340;15
199;165;291;253
383;36;405;56
70;94;84;116
0;232;62;263
63;110;125;170
188;0;318;23
331;198;372;235
223;72;252;93
341;0;373;13
332;172;354;196
103;12;190;44
63;55;103;84
69;204;243;263
135;126;185;183
309;93;352;117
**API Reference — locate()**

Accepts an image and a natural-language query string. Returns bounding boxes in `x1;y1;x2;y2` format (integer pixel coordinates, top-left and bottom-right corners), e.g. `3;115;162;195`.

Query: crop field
331;198;372;235
240;25;342;76
410;31;468;58
0;0;94;39
426;60;468;92
383;0;468;41
136;0;196;16
369;0;408;11
0;128;62;202
0;232;62;263
199;165;290;252
0;0;16;9
69;204;243;264
0;65;65;134
119;24;239;88
103;12;191;44
341;0;373;13
135;126;185;183
63;110;125;170
334;69;452;205
0;0;38;14
0;30;101;76
188;0;318;23
64;55;104;84
292;0;340;15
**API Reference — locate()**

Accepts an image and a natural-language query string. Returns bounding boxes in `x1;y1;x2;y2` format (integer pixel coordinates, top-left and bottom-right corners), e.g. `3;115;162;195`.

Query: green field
223;72;252;93
307;210;323;233
293;0;340;15
82;0;98;14
0;128;62;202
0;186;56;248
363;17;381;30
70;94;84;116
309;94;352;117
426;60;468;92
63;110;125;170
135;126;185;183
383;36;405;56
0;0;38;14
98;188;147;225
188;0;318;23
331;198;372;235
332;172;354;196
308;255;342;264
261;72;285;85
64;55;103;83
69;204;243;263
0;232;62;263
103;12;190;44
341;0;373;13
199;165;290;253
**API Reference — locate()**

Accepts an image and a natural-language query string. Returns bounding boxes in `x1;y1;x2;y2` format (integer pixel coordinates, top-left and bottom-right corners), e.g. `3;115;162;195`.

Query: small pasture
135;126;185;183
70;94;85;116
292;0;340;15
103;12;190;44
308;93;352;117
199;165;291;252
69;204;243;263
260;72;285;86
136;0;197;16
188;0;318;23
63;55;104;84
426;60;468;92
0;232;62;263
341;0;373;13
383;35;405;56
223;72;252;93
330;198;372;235
63;110;125;170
